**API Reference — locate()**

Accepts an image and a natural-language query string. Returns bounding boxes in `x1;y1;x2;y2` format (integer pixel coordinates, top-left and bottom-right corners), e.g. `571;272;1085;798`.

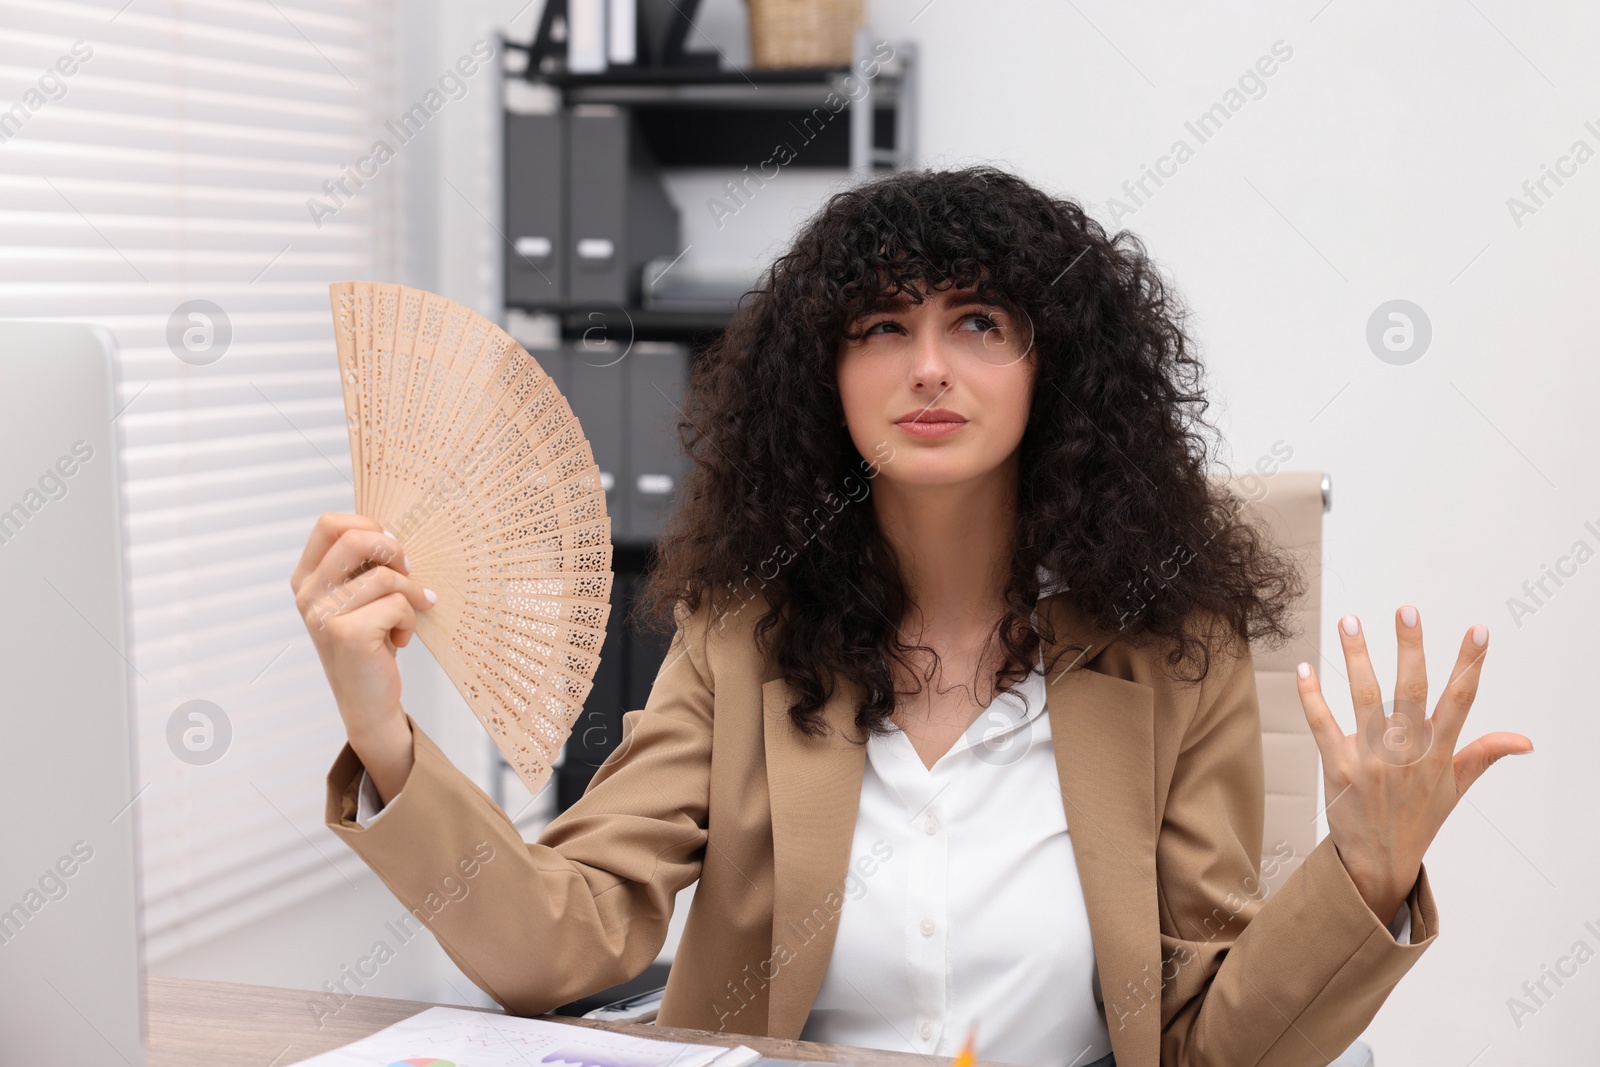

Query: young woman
294;166;1531;1067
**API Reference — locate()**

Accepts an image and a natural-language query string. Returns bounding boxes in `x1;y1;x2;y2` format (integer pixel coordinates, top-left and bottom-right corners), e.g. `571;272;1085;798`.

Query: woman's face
836;280;1034;489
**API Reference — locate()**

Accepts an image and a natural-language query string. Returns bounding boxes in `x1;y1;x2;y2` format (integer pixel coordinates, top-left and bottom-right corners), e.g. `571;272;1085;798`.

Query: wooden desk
144;975;981;1067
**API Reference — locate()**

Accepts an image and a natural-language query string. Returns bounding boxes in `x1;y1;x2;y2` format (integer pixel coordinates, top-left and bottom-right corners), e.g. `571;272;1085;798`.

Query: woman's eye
858;314;1001;337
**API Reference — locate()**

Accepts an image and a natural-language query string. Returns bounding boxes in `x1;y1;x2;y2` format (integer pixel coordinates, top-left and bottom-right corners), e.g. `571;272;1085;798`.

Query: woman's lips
895;419;967;438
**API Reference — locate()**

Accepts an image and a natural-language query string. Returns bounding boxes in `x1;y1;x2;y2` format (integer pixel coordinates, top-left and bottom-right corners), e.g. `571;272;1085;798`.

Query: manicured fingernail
1341;615;1360;636
1400;606;1418;628
1472;623;1488;647
383;527;395;538
424;587;437;604
1296;661;1311;678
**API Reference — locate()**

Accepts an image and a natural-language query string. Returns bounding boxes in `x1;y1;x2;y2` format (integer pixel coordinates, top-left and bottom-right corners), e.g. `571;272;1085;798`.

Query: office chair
1214;469;1328;901
1210;469;1373;1067
577;470;1377;1066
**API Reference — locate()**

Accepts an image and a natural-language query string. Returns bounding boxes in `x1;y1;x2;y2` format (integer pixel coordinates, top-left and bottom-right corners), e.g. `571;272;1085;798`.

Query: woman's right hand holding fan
291;512;437;804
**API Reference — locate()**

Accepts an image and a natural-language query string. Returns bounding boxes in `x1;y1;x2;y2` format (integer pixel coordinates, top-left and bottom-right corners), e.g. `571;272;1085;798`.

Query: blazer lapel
1040;593;1160;1067
762;671;868;1039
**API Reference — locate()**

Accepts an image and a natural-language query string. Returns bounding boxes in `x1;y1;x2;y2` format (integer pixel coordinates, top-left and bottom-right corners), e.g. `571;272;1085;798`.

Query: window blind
0;0;398;963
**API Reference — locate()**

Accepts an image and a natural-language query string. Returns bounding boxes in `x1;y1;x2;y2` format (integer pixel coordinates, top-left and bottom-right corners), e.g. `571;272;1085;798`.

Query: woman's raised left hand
1295;605;1534;926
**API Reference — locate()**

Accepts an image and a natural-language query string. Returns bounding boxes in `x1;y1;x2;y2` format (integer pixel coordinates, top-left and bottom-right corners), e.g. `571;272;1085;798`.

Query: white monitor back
0;321;145;1065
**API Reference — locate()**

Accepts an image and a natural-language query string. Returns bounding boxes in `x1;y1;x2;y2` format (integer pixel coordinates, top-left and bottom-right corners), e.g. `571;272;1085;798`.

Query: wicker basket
746;0;864;69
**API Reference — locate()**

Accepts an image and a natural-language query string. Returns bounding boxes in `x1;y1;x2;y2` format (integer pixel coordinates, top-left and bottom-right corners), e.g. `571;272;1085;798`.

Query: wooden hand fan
328;281;612;797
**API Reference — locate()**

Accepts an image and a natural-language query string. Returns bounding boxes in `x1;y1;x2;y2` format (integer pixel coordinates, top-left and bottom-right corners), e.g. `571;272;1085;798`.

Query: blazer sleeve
1156;627;1439;1067
322;606;715;1016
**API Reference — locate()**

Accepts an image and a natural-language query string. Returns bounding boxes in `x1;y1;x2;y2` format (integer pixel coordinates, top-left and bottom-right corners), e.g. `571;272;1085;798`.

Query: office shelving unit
502;28;917;345
491;26;917;815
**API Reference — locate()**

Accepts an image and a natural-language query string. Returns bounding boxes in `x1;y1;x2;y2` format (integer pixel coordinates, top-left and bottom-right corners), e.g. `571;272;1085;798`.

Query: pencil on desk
953;1024;977;1067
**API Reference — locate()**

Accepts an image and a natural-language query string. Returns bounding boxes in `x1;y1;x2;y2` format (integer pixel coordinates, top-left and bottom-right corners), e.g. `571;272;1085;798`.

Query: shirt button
923;813;939;834
920;917;935;937
919;1021;933;1040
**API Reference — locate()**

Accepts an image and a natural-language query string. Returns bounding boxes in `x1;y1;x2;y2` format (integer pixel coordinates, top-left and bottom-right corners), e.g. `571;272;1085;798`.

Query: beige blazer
324;591;1437;1067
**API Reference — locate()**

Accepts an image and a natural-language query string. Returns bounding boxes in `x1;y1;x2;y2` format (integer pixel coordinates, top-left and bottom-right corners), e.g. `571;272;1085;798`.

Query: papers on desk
287;1005;764;1067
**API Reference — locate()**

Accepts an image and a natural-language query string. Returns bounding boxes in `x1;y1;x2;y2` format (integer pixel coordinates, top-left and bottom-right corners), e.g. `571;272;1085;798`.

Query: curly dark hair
632;164;1305;739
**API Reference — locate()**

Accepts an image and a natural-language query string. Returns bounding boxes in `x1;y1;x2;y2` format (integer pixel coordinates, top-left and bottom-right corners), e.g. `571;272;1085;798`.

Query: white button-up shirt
797;638;1116;1067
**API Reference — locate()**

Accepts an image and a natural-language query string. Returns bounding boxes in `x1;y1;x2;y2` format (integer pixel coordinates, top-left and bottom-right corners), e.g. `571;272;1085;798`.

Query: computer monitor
0;321;146;1065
